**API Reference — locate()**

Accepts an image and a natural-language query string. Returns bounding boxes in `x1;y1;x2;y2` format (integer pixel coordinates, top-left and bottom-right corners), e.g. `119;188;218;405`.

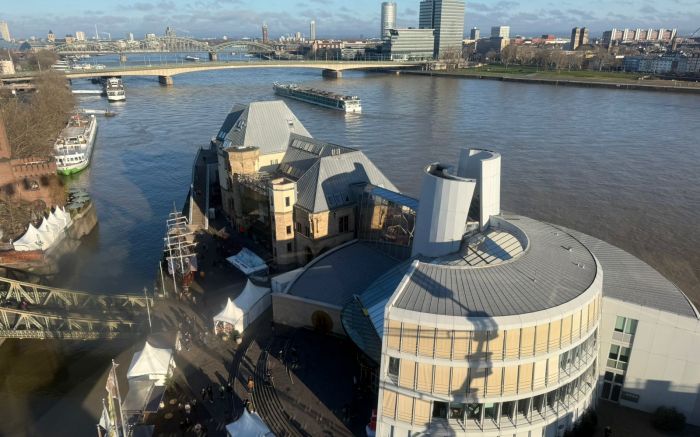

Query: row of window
386;296;600;361
382;360;598;429
385;331;597;398
295;215;352;239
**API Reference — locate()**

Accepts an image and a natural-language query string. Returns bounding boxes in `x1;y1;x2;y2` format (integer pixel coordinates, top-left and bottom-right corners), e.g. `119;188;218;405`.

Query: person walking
200;387;206;401
247;376;255;393
207;384;214;404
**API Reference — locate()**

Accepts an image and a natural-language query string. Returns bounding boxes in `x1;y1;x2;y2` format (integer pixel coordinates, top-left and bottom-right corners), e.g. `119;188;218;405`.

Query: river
1;63;699;436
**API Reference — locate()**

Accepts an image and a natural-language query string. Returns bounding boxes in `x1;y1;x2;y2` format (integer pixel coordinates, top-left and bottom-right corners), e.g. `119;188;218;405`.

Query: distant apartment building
385;28;436;60
0;21;10;42
602;28;677;47
212;101;397;267
75;31;86;41
381;2;397;39
470;27;480;40
0;59;15;75
624;53;700;74
419;0;465;58
570;27;589;50
64;35;75;45
491;25;510;39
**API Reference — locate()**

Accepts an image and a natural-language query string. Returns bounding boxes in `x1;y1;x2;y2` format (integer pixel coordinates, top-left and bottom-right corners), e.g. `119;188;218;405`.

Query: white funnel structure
457;148;501;229
412;163;476;258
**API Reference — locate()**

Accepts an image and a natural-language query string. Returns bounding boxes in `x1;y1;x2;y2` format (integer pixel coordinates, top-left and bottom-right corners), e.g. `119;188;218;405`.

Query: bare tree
500;44;518;69
1;71;75;158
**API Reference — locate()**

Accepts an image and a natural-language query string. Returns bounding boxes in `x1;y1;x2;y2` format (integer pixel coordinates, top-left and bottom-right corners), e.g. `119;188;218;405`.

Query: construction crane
690;27;700;38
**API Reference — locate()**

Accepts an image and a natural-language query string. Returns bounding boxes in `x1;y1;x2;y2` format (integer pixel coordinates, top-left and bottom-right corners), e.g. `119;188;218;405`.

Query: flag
105;365;117;398
99;401;111;430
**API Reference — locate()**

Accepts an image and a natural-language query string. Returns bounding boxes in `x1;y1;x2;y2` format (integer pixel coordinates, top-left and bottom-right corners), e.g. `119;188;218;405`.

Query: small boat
185;55;200;62
54;113;98;175
104;78;126;102
273;83;362;113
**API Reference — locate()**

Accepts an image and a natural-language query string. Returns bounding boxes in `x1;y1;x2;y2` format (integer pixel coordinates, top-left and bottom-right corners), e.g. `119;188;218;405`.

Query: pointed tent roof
213;297;245;327
45;212;64;233
225;410;273;437
13;224;42;251
127;342;174;379
36;219;56;248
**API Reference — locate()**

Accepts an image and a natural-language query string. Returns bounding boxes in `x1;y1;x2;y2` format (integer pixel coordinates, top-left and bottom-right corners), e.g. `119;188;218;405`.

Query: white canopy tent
226;248;268;276
225;410;274;437
126;342;175;386
55;206;72;227
13;224;42;251
213;280;271;335
36;219;56;249
45;212;64;235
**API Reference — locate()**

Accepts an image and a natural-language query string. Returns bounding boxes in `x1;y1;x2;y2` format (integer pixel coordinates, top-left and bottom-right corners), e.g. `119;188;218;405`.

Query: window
295;222;302;233
388;357;400;378
484;403;497;421
614;316;638;335
607;345;631;370
466;403;481;420
285;196;290;207
432;401;448;419
338;215;349;233
286;225;292;235
501;401;514;422
286;242;292;252
449;403;465;420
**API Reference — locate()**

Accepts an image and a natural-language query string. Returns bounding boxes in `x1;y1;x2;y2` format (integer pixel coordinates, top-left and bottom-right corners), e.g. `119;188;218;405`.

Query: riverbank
400;68;700;94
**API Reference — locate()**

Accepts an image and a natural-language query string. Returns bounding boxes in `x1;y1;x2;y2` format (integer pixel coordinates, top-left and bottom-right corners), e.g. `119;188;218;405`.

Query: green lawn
457;64;643;81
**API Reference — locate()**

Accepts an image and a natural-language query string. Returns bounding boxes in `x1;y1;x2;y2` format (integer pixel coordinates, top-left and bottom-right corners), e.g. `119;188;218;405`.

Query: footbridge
58;60;421;85
0;276;151;340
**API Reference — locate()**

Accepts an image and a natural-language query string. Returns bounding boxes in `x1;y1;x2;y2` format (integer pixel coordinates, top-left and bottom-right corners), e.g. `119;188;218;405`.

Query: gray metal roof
392;215;598;317
222;101;310;154
278;135;398;213
287;242;401;307
562;227;699;318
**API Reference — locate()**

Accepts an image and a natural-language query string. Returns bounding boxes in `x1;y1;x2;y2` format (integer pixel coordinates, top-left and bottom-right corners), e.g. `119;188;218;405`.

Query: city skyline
1;0;698;40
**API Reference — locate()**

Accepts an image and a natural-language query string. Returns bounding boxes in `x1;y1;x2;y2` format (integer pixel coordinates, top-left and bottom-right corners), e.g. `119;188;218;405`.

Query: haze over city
3;0;699;39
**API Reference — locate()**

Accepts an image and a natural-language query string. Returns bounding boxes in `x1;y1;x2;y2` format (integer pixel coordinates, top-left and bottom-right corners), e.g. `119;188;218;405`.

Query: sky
1;0;698;40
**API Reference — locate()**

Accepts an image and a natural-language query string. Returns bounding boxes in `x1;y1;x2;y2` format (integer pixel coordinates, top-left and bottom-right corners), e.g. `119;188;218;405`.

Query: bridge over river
0;275;151;340
4;60;423;86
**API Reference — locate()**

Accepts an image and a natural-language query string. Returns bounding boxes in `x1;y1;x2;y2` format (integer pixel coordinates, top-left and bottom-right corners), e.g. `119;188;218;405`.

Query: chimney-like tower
457;148;501;230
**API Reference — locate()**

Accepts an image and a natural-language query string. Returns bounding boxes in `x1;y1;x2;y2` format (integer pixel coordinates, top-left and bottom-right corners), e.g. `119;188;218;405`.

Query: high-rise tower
381;2;397;38
418;0;465;58
310;20;316;41
262;23;269;43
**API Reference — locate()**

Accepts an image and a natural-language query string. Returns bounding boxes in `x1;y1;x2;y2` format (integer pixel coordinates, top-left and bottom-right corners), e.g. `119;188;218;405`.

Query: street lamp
143;287;152;332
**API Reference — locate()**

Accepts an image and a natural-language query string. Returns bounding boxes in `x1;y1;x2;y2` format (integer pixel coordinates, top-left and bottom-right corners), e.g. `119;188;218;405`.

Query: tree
0;71;75;158
500;44;518;69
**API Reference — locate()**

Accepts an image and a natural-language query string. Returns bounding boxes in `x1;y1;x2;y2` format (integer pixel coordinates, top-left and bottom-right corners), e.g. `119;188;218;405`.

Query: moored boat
273;82;362;113
104;77;126;102
53;113;98;175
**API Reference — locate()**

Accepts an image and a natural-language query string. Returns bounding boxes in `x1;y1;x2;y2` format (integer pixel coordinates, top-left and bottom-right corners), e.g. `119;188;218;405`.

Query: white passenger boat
104;77;126;102
273;83;362;113
53;113;98;175
185;55;200;62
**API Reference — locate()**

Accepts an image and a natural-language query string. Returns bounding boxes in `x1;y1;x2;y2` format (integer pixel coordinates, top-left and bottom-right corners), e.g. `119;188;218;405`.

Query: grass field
455;64;644;81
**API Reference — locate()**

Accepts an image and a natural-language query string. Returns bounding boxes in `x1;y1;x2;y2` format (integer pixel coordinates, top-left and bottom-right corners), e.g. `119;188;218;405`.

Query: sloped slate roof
279;135;398;213
562;227;698;318
222;101;310;154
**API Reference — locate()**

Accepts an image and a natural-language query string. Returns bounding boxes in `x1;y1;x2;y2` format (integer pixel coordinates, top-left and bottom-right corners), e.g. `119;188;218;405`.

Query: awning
226;248;268;275
122;380;155;413
225;410;274;436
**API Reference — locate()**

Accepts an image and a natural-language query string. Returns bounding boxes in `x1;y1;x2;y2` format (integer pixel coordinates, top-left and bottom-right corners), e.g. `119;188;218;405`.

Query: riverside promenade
139;224;369;436
402;69;700;94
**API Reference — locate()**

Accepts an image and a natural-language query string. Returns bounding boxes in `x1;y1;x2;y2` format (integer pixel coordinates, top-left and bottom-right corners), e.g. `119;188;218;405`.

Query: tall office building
570;27;589;50
310;20;316;41
0;21;10;42
491;25;510;39
75;31;86;41
418;0;465;58
470;27;480;40
381;2;397;39
262;23;269;43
